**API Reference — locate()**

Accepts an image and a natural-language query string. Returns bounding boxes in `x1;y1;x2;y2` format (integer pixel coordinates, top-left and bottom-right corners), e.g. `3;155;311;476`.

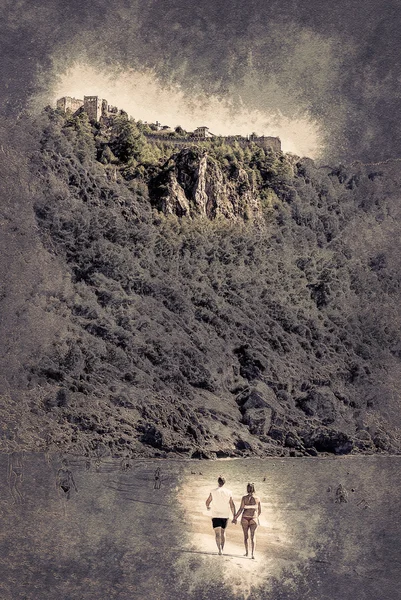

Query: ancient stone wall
226;135;282;152
56;97;84;113
144;133;281;152
258;136;282;152
144;133;195;145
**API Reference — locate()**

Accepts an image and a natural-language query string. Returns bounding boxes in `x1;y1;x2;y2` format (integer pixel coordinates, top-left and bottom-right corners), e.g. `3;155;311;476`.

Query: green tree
175;125;186;136
110;115;146;163
99;145;117;165
63;112;96;163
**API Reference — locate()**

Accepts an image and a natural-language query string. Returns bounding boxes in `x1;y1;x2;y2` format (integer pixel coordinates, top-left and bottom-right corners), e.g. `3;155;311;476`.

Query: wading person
7;451;24;504
154;467;161;489
56;459;78;501
233;483;261;559
206;476;236;555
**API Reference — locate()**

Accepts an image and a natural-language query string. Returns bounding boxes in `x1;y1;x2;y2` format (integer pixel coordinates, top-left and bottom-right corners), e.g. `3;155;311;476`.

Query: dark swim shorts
212;518;228;529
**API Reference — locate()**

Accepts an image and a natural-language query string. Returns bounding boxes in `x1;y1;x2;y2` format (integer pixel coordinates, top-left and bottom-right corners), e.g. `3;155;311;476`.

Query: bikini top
243;497;258;510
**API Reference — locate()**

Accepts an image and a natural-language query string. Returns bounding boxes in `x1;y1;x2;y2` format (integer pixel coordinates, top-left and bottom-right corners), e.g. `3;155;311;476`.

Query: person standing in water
7;451;24;504
154;467;161;489
56;458;78;501
206;477;236;555
233;483;261;559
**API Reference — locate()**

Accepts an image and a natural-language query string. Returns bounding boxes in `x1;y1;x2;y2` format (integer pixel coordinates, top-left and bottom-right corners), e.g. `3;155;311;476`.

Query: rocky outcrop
242;408;273;436
233;381;382;456
300;427;354;455
161;171;191;217
150;148;262;221
296;387;338;425
236;381;283;438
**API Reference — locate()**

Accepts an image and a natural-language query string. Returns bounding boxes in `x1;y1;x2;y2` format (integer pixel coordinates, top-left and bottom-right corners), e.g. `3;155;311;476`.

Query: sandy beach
0;454;400;599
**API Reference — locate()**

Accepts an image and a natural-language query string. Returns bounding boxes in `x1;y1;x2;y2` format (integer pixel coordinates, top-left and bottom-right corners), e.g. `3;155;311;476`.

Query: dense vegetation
0;108;400;458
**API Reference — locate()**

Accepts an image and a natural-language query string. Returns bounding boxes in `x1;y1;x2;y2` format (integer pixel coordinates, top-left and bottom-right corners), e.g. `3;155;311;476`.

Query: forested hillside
0;108;400;458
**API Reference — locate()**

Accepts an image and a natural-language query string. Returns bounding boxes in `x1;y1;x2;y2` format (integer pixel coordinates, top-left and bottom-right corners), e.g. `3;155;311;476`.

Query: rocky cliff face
150;148;262;221
1;110;400;460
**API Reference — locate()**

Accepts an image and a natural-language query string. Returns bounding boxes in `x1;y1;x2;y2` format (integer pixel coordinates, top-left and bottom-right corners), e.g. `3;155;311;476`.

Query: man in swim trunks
206;476;236;555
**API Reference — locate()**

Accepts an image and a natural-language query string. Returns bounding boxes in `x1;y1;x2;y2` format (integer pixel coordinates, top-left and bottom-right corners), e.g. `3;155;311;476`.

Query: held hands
232;518;237;524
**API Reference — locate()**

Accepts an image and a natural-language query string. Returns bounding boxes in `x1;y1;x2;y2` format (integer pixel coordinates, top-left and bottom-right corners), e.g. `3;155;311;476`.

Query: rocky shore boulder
300;427;354;455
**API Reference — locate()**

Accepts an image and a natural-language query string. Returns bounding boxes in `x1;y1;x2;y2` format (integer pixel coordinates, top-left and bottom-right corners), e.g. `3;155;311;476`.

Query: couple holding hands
206;476;262;559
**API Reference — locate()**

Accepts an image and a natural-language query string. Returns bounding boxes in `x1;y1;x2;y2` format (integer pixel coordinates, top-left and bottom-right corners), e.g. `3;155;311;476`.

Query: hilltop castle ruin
56;95;118;122
56;95;281;152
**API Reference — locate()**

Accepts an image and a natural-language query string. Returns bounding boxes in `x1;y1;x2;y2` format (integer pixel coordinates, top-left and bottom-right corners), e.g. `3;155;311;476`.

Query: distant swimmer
233;483;261;559
206;477;236;555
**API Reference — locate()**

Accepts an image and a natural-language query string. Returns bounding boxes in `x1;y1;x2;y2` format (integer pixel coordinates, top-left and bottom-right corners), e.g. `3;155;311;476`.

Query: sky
1;0;401;161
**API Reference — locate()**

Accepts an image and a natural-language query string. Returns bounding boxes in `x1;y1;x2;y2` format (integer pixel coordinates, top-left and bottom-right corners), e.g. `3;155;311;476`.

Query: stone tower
83;96;104;122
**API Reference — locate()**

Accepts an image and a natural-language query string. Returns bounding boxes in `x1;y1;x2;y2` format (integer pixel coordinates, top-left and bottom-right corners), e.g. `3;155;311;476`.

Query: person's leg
250;521;258;558
15;475;24;503
9;472;23;504
241;519;249;556
8;472;18;504
214;526;222;554
220;523;226;553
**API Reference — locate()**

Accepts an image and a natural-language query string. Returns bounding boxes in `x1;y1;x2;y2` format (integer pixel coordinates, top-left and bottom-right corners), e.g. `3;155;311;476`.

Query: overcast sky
1;0;400;161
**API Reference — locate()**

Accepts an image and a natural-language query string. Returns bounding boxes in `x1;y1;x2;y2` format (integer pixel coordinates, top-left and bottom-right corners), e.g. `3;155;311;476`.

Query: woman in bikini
233;483;261;559
56;459;78;501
